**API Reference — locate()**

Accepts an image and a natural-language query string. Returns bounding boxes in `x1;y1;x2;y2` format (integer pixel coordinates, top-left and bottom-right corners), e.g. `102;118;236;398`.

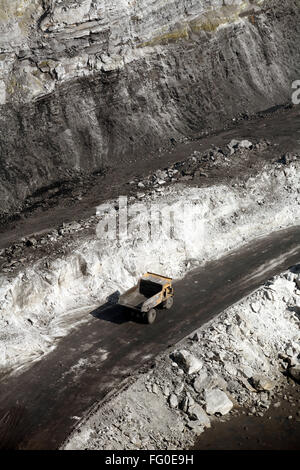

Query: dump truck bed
118;285;148;310
119;274;167;310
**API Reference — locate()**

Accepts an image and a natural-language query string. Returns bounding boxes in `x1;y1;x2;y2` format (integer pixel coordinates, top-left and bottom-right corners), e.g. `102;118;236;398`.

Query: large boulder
186;421;205;436
288;365;300;383
188;404;211;428
228;139;240;154
251;374;275;392
193;372;209;392
239;140;253;149
204;389;233;416
172;350;203;375
169;394;179;409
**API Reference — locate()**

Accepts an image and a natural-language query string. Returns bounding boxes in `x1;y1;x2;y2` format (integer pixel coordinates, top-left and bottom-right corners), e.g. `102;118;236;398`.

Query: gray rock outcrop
0;0;300;216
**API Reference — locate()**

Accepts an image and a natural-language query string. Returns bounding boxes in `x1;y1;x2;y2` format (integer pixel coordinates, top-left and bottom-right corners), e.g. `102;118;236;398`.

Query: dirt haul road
0;226;299;450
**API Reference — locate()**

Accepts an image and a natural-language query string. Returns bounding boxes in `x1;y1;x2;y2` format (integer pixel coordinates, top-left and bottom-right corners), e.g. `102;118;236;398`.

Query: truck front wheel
163;297;173;310
145;309;157;324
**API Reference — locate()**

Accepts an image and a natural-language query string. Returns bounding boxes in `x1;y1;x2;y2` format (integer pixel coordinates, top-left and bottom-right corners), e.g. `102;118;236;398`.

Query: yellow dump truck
118;272;174;324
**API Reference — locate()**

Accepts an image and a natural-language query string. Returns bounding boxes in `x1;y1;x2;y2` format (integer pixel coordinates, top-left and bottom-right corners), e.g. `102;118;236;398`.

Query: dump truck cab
118;272;174;324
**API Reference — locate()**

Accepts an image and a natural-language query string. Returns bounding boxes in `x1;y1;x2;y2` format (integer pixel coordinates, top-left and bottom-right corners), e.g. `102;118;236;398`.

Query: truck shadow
90;292;144;325
90;303;129;324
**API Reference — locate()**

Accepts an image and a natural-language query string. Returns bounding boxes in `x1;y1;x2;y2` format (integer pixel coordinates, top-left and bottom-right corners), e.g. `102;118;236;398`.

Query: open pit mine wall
0;0;300;215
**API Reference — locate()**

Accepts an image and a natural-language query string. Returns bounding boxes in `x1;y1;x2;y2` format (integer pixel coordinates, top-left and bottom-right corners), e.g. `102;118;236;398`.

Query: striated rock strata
0;0;299;215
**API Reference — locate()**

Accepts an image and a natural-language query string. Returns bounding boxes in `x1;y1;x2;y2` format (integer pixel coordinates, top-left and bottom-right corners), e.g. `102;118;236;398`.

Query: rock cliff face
0;0;300;216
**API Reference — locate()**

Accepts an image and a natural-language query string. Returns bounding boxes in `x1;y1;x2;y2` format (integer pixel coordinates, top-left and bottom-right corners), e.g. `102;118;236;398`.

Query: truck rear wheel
163;297;173;310
145;309;157;324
